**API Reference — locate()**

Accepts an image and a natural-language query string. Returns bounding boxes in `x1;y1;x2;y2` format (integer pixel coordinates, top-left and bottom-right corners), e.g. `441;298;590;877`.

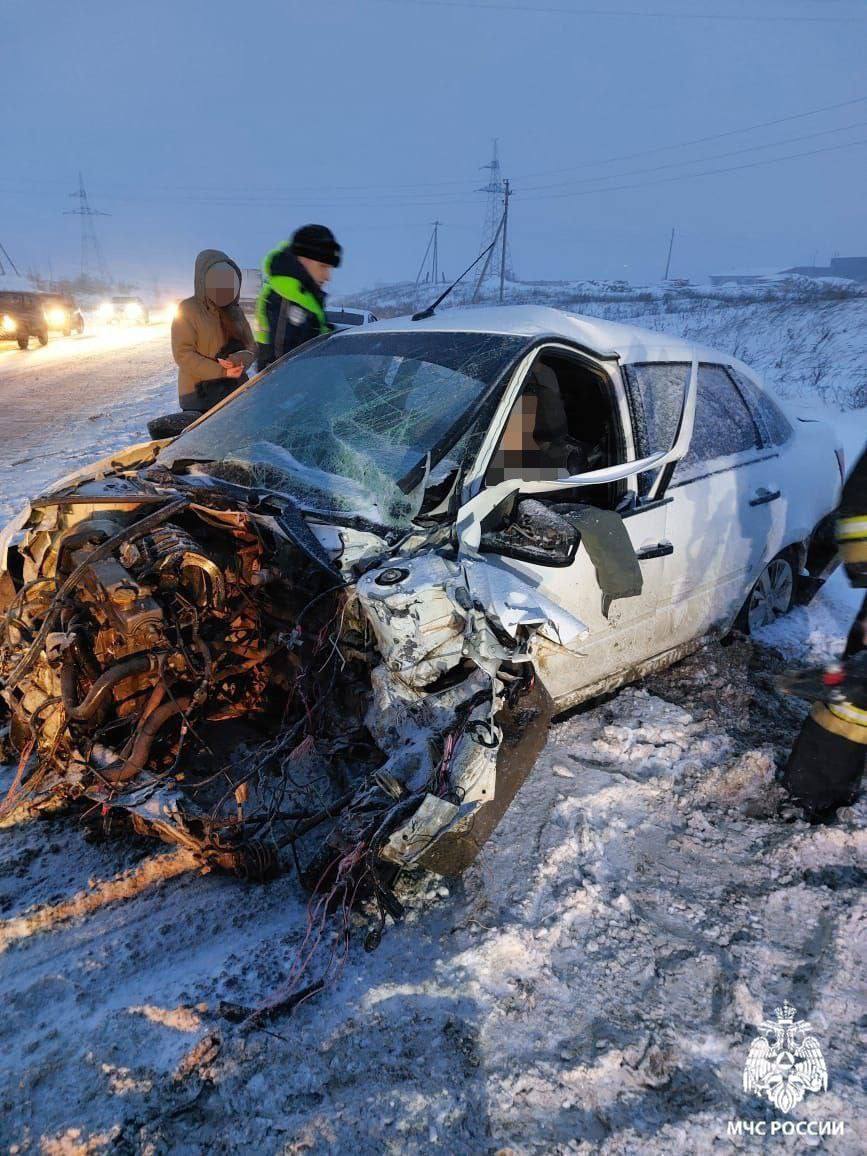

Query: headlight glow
124;302;143;320
2;314;17;331
97;302;114;318
46;308;67;327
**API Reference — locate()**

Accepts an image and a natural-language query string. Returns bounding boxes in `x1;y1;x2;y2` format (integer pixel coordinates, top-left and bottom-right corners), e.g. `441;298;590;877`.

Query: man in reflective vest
780;441;867;820
255;224;342;371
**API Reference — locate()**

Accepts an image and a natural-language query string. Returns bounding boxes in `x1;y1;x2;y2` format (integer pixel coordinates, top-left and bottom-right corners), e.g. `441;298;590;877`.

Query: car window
623;362;690;454
677;363;761;477
328;311;364;326
726;366;793;446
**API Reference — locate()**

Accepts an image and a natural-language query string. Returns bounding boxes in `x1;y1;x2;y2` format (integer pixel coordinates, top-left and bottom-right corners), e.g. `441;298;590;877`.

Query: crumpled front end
0;459;586;886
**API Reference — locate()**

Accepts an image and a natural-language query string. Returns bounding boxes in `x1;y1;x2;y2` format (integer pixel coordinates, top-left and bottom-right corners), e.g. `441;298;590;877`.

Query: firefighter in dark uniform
255;224;342;372
780;441;867;820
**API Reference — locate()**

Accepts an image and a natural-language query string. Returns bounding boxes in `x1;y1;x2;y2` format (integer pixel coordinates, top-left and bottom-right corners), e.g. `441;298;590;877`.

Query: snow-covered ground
0;290;864;1153
0;323;176;523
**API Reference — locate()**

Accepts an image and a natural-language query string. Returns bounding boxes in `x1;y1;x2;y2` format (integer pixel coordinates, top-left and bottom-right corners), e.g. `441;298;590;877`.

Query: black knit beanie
290;224;342;268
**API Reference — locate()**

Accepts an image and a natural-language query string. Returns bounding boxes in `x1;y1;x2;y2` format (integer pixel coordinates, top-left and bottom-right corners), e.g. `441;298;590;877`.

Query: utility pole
0;240;20;277
64;172;110;284
472;214;504;303
431;220;440;285
415;221;444;288
499;179;511;304
663;227;676;281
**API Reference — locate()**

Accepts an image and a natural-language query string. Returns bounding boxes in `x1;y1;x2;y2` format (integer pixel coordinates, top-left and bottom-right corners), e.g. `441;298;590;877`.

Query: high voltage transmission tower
476;140;514;289
0;241;20;277
64;172;111;283
415;221;444;287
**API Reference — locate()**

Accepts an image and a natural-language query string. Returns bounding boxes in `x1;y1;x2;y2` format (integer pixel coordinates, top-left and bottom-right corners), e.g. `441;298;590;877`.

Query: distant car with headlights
40;293;85;336
98;295;150;325
0;290;49;349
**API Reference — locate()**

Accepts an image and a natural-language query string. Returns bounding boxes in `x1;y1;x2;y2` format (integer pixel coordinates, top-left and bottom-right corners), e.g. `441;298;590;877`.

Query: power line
377;0;867;23
512;94;867;182
16;117;858;215
1;95;863;202
516;135;867;202
520;118;867;193
0;131;857;219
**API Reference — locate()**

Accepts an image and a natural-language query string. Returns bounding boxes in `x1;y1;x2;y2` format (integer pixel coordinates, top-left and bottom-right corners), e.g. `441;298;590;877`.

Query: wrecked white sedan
0;306;842;899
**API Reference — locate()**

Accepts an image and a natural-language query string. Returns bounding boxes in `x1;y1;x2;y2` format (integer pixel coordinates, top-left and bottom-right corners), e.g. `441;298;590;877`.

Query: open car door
455;355;698;709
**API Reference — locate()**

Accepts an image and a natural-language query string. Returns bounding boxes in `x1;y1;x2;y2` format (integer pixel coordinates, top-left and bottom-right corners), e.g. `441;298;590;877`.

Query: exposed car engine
0;451;570;927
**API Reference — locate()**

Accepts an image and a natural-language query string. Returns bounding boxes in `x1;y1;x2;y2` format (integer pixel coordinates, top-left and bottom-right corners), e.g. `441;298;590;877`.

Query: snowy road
0;324;176;521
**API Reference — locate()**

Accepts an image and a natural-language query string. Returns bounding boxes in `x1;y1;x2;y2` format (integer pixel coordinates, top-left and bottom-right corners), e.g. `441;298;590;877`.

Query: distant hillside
335;276;867;411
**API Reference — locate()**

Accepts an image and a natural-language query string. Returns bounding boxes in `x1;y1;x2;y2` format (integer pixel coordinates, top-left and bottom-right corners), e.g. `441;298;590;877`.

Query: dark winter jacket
255;245;330;371
172;249;256;412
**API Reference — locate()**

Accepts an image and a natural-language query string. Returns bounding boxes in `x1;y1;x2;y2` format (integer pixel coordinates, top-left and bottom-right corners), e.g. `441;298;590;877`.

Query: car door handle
749;488;782;507
636;540;674;560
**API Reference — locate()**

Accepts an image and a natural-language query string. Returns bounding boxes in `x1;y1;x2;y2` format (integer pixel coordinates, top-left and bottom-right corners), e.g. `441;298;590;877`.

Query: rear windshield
327;311;365;326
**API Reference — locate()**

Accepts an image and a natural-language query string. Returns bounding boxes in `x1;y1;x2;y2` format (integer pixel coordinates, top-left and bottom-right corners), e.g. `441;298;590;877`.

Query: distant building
708;268;785;287
782;256;867;284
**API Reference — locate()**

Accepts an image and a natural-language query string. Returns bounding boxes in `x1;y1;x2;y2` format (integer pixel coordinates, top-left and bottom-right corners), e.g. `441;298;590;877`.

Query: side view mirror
479;496;580;567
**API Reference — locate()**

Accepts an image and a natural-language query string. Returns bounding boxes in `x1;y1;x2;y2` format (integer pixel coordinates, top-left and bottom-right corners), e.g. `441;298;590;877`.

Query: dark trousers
780;592;867;819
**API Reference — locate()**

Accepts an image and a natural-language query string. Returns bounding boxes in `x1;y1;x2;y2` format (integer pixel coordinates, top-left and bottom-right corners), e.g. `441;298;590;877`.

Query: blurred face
204;262;240;307
297;256;334;288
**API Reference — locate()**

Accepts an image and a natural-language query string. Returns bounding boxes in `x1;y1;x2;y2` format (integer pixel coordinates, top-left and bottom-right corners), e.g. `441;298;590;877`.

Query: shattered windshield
159;330;528;527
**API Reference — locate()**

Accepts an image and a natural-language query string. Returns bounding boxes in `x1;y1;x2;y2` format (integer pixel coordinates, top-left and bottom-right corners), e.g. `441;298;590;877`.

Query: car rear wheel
740;553;796;634
37;330;48;347
17;333;29;350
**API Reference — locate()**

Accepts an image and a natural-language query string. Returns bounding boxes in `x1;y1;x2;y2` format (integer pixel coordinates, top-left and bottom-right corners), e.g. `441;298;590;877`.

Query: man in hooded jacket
172;249;256;414
255;225;342;371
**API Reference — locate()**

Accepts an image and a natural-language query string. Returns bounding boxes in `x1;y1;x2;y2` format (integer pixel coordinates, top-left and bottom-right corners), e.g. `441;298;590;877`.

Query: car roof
344;304;731;365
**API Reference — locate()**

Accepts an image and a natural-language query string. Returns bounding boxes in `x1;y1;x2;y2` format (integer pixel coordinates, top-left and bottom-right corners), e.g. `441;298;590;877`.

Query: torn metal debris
0;441;580;901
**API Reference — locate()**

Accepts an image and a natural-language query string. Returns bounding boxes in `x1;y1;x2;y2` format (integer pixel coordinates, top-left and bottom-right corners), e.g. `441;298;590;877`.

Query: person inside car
488;365;605;483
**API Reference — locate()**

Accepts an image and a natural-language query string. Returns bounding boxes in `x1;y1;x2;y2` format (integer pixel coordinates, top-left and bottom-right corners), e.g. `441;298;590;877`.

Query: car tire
738;551;796;635
17;333;29;350
38;330;48;346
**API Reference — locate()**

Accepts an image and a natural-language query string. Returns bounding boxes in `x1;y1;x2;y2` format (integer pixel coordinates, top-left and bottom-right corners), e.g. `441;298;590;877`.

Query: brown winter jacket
172;249;256;411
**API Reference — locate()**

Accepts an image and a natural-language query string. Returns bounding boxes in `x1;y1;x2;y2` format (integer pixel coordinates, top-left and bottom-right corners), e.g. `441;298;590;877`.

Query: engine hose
100;695;191;785
61;653;156;722
2;497;189;693
69;626;101;682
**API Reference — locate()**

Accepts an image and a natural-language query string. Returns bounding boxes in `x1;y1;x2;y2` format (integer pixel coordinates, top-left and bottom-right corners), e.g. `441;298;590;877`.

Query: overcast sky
1;0;865;295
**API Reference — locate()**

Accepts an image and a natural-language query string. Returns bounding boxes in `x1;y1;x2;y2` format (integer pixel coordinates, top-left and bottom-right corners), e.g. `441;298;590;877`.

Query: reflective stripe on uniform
811;700;867;744
837;516;867;541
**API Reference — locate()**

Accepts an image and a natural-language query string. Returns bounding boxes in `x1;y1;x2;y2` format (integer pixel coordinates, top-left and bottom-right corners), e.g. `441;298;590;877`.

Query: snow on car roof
350;304;728;365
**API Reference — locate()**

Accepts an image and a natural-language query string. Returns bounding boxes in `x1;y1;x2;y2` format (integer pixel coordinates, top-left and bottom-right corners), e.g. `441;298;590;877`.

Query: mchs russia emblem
743;1003;828;1114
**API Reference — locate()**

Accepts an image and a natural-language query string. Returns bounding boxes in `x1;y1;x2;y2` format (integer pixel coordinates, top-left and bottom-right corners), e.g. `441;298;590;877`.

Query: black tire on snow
37;331;48;347
147;411;199;440
17;333;29;350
